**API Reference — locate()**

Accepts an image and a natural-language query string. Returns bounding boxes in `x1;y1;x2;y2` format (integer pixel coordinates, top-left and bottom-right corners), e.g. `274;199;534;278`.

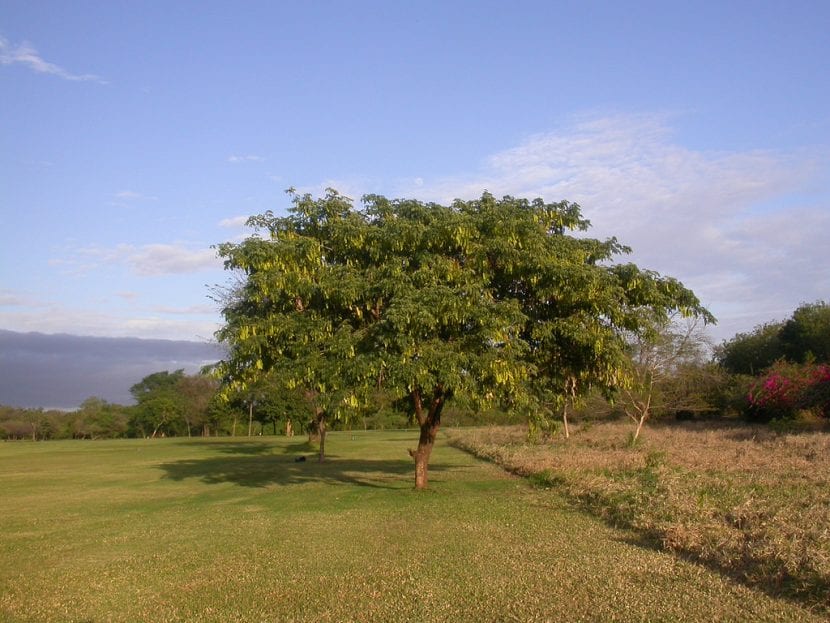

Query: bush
747;360;830;421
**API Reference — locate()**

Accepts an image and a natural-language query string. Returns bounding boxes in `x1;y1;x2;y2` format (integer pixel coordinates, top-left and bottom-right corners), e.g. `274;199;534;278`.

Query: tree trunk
247;402;254;437
562;376;576;440
411;386;446;490
316;410;326;462
414;420;439;489
232;415;238;437
562;404;570;439
633;413;646;442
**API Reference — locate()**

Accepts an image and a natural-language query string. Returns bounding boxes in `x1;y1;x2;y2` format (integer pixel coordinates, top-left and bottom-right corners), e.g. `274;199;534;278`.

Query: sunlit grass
0;431;822;622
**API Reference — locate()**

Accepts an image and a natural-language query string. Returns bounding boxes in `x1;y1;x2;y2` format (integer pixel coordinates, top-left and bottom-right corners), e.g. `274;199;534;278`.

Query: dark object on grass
294;455;306;463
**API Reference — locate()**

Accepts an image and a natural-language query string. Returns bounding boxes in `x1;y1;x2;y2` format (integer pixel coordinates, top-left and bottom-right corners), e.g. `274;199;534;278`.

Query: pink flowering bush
747;360;830;421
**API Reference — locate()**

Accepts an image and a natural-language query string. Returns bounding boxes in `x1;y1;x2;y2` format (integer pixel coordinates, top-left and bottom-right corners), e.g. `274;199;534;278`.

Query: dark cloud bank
0;330;224;410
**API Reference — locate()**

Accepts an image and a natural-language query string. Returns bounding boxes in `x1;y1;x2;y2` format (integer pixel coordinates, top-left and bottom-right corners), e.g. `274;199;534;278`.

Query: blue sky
2;1;828;345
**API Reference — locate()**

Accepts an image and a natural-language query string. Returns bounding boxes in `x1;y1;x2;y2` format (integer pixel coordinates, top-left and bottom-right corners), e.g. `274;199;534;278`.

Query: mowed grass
0;431;823;622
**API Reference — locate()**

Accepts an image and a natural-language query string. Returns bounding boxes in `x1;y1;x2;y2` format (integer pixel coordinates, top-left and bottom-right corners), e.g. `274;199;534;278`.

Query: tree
72;397;129;439
176;374;219;437
129;370;186;438
717;301;830;375
781;301;830;364
216;192;362;460
216;190;712;488
717;322;785;375
618;316;713;443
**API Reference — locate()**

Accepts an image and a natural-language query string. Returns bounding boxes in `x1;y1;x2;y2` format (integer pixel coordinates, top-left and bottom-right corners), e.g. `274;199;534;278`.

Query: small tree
619;315;713;443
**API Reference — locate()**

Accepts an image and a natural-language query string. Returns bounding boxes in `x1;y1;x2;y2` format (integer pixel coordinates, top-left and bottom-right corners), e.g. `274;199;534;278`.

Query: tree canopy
216;189;713;488
718;301;830;375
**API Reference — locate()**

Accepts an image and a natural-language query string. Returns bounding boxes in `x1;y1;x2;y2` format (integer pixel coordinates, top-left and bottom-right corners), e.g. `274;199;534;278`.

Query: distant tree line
715;301;830;422
0;367;514;441
2;300;827;442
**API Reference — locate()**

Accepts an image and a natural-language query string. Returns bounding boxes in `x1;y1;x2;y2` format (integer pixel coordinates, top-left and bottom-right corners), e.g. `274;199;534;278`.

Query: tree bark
562;376;577;440
247;401;254;437
316;409;326;462
562;404;570;439
411;386;446;490
633;413;646;442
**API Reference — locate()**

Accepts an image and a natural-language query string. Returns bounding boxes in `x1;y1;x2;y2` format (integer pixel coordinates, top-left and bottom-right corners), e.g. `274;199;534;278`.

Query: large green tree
718;301;830;374
216;190;712;488
781;301;830;364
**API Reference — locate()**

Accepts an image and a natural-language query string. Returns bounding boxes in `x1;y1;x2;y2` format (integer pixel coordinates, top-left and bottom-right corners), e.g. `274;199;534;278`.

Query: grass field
446;421;830;615
0;430;825;622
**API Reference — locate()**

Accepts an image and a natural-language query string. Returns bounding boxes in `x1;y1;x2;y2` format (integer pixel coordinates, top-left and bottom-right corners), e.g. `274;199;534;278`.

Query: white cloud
125;244;221;276
392;113;827;342
151;304;217;315
54;243;221;277
219;215;249;228
0;305;221;341
0;36;106;83
228;154;265;163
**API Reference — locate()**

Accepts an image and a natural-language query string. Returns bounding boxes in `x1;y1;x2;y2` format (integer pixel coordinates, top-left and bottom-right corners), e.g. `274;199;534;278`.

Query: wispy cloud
0;36;106;84
151;304;217;315
54;243;221;277
218;215;249;228
114;190;157;201
0;290;38;307
227;154;265;163
127;244;220;276
0;307;222;342
392;113;827;341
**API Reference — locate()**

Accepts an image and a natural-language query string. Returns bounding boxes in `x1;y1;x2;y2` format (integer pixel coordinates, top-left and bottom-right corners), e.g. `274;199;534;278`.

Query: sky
2;1;829;352
0;330;222;409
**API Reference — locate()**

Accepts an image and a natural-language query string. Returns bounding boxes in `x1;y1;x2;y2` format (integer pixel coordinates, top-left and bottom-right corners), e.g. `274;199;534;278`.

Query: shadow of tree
173;439;312;456
526;481;829;615
610;530;829;617
158;452;452;490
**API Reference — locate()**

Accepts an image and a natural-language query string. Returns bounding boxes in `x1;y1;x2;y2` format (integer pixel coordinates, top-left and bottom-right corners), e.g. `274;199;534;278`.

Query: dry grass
445;419;830;613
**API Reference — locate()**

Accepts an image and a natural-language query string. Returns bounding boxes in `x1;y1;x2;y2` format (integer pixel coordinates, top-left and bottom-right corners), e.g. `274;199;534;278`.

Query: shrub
747;360;830;421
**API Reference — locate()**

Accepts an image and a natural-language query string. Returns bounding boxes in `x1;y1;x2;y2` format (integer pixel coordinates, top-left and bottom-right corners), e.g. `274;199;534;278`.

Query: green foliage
0;405;46;440
71;397;129;439
781;301;830;364
718;322;787;375
718;301;830;374
128;370;224;438
128;370;186;437
216;189;712;484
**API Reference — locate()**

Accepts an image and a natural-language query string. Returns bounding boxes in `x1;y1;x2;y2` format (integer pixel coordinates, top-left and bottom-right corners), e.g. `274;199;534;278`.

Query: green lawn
0;431;822;622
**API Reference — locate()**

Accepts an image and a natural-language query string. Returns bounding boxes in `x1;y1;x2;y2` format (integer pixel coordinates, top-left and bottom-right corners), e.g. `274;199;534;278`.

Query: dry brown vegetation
445;419;830;613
